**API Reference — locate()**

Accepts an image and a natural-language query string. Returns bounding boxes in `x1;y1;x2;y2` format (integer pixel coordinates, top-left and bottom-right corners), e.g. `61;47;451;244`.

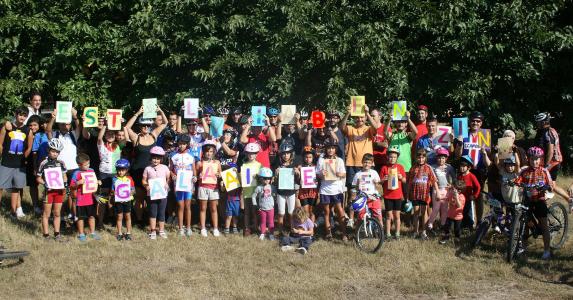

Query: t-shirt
293;218;314;237
32;132;49;163
416;134;440;165
316;156;346;195
252;184;276;210
241;160;262;198
37;157;67;181
515;166;553;202
379;163;406;200
143;164;171;195
70;169;96;206
98;143;121;174
247;130;271;168
408;164;436;203
432;164;455;189
447;191;466;221
413;122;428;151
373;125;391;167
187;132;205;162
54;130;79;170
344;125;376;167
112;176;135;203
351;169;380;195
457;172;481;202
535;127;562;166
389;131;413;172
170;151;195;173
1;124;29;168
499;169;521;204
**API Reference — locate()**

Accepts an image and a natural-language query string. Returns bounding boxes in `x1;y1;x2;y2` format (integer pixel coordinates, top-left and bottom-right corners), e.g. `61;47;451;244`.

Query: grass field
1;178;573;299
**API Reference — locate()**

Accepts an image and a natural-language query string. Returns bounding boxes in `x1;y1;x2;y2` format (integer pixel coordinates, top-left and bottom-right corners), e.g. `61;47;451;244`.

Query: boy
36;138;67;240
70;153;101;241
111;159;135;241
380;146;407;239
350;153;382;226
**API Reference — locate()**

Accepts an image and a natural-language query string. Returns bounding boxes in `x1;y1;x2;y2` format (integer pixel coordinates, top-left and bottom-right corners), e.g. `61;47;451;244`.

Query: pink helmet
150;146;166;156
527;146;544;158
436;147;450;157
244;142;261;153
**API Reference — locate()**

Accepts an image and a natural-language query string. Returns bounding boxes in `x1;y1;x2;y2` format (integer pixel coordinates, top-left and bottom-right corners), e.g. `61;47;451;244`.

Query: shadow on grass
512;252;573;287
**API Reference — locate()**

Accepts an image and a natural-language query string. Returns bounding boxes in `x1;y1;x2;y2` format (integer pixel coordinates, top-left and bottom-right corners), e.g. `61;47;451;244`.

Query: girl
457;155;481;229
169;134;196;237
280;207;314;255
273;142;300;234
252;167;276;240
97;125;121;228
407;149;438;239
240;143;262;236
111;159;135;240
380;146;407;239
196;141;222;237
142;146;171;239
316;139;346;241
297;147;318;224
440;180;466;244
25;115;48;215
427;147;456;231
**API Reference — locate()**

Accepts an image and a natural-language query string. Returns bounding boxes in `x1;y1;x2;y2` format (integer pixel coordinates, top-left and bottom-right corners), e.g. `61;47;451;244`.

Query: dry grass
1;178;573;299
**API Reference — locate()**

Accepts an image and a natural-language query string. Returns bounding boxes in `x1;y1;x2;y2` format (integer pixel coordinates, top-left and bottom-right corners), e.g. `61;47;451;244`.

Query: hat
418;105;428;111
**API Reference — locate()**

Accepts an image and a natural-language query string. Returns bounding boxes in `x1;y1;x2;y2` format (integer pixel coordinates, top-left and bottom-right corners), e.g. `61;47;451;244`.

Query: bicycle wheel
506;210;522;263
473;218;491;248
355;217;384;253
548;202;569;249
0;250;29;261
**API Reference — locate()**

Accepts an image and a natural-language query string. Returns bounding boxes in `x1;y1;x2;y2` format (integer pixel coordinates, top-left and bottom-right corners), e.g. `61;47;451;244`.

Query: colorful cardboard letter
114;182;132;202
142;98;157;119
301;167;317;188
388;167;399;190
45;167;65;189
222;168;240;191
201;162;218;184
184;98;199;119
251;106;266;127
350;96;365;116
391;101;408;121
436;126;452;147
83;107;98;128
477;129;491;150
210;116;224;138
497;137;513;160
149;177;168;200
55;101;72;123
453;117;468;138
241;165;260;187
106;109;123;130
175;170;193;192
278;168;295;190
323;159;338;180
81;172;98;194
280;105;296;124
311;110;325;128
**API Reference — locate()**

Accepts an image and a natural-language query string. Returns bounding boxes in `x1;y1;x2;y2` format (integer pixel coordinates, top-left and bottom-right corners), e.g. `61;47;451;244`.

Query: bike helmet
244;142;261;153
150;146;166;156
279;142;294;153
388;146;400;156
327;110;341;118
186;118;198;125
258;167;273;178
48;138;64;152
469;111;484;121
299;110;309;119
324;138;338;148
178;134;191;144
201;140;217;151
115;159;131;169
527;146;544;158
302;146;315;155
218;107;229;115
202;105;216;116
503;155;516;165
402;200;413;214
267;107;280;116
351;193;368;212
460;155;474;166
223;127;237;137
436;147;450;157
232;107;242;114
534;112;550;122
240;115;249;124
137;117;153;125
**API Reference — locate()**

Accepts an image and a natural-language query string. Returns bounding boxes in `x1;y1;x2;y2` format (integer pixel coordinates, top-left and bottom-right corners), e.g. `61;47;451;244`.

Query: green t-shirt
389;131;412;172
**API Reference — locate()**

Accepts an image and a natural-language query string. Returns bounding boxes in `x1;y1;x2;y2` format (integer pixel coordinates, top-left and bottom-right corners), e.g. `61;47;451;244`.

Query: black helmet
324;138;338;147
178;134;191;144
469;111;484;121
232;107;242;114
279;142;294;153
534;112;551;122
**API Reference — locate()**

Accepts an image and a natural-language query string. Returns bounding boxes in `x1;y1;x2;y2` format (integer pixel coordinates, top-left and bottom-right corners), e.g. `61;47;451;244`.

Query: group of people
1;91;572;257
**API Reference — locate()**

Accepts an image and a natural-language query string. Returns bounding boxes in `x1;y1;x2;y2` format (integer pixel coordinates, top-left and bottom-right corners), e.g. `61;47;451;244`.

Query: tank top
132;134;156;171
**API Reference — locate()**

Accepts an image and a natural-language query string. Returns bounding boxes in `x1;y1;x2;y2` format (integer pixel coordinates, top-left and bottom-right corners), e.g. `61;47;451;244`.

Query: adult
155;111;178;147
305;125;338;158
278;113;305;157
534;112;562;180
415;115;442;165
371;108;390;173
23;91;42;124
239;114;277;168
326;110;346;159
226;107;243;133
125;105;167;224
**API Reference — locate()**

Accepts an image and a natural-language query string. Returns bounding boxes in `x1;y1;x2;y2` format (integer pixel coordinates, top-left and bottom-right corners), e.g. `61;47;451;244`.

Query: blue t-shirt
32;132;49;163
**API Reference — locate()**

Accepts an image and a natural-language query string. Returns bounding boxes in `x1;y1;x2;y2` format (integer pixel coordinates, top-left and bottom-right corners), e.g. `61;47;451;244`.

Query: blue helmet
267;107;280;116
115;159;130;169
258;167;273;178
352;193;368;212
460;155;474;166
402;200;413;213
203;105;216;116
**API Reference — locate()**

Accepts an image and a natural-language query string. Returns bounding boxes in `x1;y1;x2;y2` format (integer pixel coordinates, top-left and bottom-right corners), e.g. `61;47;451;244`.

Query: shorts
0;165;26;189
530;201;548;219
358;198;382;220
198;186;219;201
76;204;96;220
320;193;343;205
300;197;317;207
114;202;132;214
413;200;427;207
147;198;167;221
277;193;297;215
226;200;240;217
100;173;114;189
384;198;402;212
44;190;65;204
176;191;193;201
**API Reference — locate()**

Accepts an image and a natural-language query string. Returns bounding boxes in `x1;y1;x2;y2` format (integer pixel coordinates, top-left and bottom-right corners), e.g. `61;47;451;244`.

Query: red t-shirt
515;166;553;201
248;130;271;168
408;164;436;203
457;172;481;202
70;169;96;207
447;191;466;220
373;125;391;167
380;163;406;200
412;122;428;155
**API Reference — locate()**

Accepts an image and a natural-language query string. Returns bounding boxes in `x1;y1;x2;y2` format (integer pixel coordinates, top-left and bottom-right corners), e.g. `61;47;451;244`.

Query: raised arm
24;130;34;158
46;109;56;139
406;111;418;140
305;128;312;147
125;106;144;142
339;105;351;134
151;106;167;138
97;125;107;145
364;104;381;129
266;116;277;142
383;111;393;140
72;107;82;138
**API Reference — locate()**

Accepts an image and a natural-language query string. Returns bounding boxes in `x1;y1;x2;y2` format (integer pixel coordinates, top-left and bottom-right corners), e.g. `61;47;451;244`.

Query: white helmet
48;138;64;152
244;142;261;153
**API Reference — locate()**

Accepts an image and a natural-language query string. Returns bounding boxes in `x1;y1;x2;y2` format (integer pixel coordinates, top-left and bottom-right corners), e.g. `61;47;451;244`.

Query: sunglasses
470;119;482;123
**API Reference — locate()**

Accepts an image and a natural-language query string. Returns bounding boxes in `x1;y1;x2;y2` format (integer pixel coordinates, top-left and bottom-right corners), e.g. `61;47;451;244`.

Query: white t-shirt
55;130;79;170
500;169;521;204
98;143;121;174
317;156;346;195
170;152;195;172
351;169;380;195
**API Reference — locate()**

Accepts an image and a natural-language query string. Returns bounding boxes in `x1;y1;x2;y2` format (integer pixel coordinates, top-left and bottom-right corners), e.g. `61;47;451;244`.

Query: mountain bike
472;192;513;248
351;192;385;253
506;183;569;263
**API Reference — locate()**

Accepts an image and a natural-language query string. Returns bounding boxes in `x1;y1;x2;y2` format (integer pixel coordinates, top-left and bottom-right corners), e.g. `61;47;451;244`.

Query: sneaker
347;219;354;228
268;233;275;241
427;223;433;231
200;229;208;237
439;237;449;244
185;228;193;237
281;245;295;252
213;229;221;237
341;235;348;242
16;207;26;218
124;233;132;241
179;229;185;237
386;233;393;240
78;234;87;242
421;232;429;241
394;234;401;241
159;231;168;239
223;228;230;235
116;234;124;241
541;251;551;260
259;234;265;240
296;247;307;255
67;213;74;221
149;231;157;240
232;227;239;234
89;232;101;240
43;234;52;241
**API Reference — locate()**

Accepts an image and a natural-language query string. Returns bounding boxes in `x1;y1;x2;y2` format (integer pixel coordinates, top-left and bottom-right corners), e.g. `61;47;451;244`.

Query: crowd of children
1;93;572;258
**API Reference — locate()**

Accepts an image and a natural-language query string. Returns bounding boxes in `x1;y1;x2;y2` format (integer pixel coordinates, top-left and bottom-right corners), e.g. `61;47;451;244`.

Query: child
142;146;171;239
383;110;418;173
223;164;241;235
297;147;318;224
25;115;48;215
407;149;438;239
273;142;300;234
169;134;196;237
427;147;456;231
111;159;135;241
97;125;121;227
252;167;276;240
495;154;521;205
240;143;262;236
70;153;101;241
316;140;347;241
196;141;222;237
36;138;67;241
350;153;383;225
440;180;466;244
380;146;407;239
280;207;314;255
457;155;481;229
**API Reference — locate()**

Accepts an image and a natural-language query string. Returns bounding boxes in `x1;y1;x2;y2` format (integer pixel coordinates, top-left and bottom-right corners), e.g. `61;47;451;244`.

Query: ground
1;178;573;299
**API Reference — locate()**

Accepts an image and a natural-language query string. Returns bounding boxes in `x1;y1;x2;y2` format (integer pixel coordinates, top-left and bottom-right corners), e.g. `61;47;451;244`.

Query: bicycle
472;192;513;248
351;192;385;253
0;244;29;265
506;182;569;263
